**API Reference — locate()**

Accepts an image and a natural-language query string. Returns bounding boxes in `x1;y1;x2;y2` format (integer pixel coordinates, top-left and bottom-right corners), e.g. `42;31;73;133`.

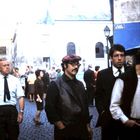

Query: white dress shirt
110;75;140;123
0;73;25;105
112;66;125;77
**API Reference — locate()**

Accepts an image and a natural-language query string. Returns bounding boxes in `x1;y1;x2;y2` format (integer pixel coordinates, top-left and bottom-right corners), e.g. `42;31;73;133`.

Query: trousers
54;123;89;140
0;105;19;140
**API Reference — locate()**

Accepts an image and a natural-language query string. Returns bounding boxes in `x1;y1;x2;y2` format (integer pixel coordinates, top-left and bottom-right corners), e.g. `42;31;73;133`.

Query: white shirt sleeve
15;78;25;98
110;78;129;123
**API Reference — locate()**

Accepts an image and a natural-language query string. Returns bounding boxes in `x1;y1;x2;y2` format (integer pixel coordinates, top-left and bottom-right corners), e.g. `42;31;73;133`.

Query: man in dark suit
95;44;131;140
84;64;96;106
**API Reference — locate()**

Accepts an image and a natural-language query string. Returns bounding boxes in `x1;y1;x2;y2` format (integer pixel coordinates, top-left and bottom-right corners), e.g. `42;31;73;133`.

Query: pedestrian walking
27;69;36;102
33;69;45;125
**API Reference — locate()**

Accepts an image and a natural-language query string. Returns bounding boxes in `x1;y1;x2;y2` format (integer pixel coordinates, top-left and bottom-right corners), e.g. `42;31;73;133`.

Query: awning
114;22;140;55
126;46;140;55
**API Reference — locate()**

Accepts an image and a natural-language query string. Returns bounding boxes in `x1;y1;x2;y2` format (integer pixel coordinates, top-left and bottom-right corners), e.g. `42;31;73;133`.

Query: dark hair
35;69;42;77
133;50;140;65
95;66;100;71
109;44;126;57
61;63;68;72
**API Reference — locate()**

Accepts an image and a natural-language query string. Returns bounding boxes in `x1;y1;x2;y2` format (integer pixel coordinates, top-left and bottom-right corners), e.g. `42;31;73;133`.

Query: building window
67;42;76;55
95;42;104;58
43;57;50;69
0;46;6;55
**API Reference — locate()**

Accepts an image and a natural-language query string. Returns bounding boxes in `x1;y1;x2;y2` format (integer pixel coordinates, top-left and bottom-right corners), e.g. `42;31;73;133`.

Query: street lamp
104;25;110;68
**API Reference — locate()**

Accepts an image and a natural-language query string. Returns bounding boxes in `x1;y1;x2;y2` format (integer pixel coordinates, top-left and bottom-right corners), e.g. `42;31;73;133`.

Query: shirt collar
112;66;125;77
0;73;10;80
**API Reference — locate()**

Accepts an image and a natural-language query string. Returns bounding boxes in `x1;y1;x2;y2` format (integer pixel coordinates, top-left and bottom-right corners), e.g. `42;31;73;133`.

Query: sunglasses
69;62;81;67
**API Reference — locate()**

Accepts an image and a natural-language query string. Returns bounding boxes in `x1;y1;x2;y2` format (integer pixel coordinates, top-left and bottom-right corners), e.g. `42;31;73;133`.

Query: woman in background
33;69;44;125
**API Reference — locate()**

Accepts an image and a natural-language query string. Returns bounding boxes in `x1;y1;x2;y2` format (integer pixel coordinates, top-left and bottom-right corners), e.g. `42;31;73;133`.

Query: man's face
0;60;11;75
40;71;44;77
111;51;125;68
64;61;81;78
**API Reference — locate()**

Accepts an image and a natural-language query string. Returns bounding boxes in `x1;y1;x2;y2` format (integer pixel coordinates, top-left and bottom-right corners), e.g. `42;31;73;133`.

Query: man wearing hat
45;54;92;140
110;50;140;139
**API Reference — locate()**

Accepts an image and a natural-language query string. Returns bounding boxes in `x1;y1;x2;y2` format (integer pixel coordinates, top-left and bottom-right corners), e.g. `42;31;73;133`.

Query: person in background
12;67;20;78
27;69;36;102
42;70;50;100
95;44;131;140
33;69;45;125
94;66;100;81
12;67;26;92
83;64;96;106
49;66;57;82
45;54;92;140
20;74;26;91
110;50;140;140
0;57;25;140
24;65;34;98
56;68;62;79
24;66;30;98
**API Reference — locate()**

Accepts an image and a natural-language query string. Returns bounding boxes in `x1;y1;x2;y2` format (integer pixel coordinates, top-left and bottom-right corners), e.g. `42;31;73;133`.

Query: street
18;99;101;140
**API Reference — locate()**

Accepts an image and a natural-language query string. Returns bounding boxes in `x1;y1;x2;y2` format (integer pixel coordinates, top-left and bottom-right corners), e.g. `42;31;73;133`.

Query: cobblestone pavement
18;99;101;140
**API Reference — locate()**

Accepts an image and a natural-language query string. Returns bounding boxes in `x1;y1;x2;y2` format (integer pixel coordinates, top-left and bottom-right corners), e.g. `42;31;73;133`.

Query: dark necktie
4;76;11;102
118;69;122;77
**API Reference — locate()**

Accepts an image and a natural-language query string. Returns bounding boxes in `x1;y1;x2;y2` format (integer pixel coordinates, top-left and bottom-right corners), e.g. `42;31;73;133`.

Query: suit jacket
95;66;131;127
83;69;96;88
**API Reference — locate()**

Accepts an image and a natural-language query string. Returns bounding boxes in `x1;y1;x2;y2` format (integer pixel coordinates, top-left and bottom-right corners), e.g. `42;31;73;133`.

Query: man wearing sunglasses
45;54;92;140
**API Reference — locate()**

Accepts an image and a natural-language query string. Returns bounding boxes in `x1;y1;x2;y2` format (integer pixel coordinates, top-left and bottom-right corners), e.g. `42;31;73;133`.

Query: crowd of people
0;44;139;140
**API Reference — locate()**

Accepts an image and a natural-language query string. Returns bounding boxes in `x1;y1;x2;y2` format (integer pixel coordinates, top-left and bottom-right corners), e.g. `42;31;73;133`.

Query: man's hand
17;112;23;123
87;124;93;140
55;121;65;129
124;119;140;127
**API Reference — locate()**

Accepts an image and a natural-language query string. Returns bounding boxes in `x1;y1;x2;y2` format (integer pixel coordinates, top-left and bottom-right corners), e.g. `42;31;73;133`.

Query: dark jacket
84;69;96;88
45;74;90;125
42;72;50;93
34;78;44;100
95;66;131;127
95;67;116;126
